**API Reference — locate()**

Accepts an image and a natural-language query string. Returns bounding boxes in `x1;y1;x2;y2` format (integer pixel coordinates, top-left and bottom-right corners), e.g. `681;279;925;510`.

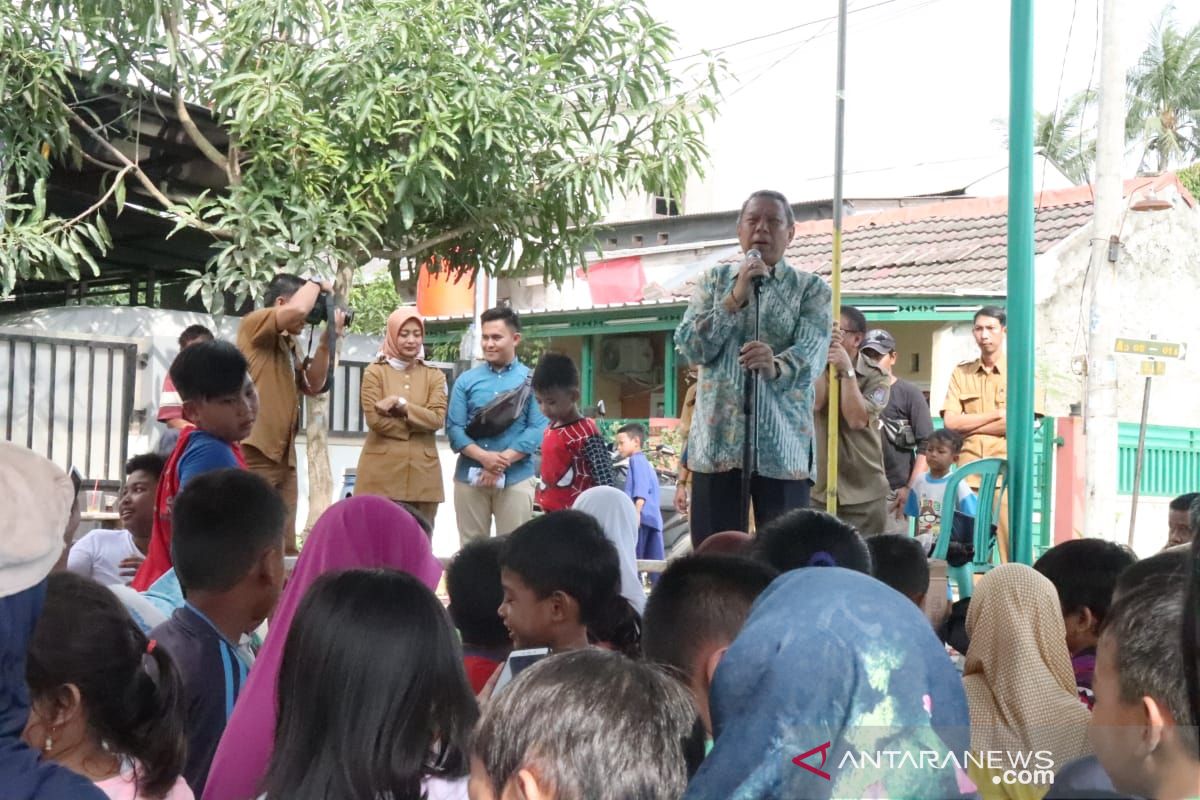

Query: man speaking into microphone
675;190;832;545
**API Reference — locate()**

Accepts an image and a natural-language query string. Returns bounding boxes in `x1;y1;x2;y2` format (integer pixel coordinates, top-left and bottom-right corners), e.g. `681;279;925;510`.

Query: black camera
305;291;355;328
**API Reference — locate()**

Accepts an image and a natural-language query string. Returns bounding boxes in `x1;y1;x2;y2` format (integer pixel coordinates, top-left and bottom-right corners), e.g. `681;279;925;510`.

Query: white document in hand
468;467;506;489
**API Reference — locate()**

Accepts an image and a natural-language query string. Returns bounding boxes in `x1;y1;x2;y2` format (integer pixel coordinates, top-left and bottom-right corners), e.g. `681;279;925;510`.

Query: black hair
1186;533;1200;742
531;352;580;393
447;537;511;649
1171;492;1200;512
264;273;308;307
394;501;433;537
840;305;868;335
1033;538;1137;623
27;572;186;800
501;511;640;656
125;452;166;481
1103;579;1198;754
479;306;521;333
867;534;931;601
974;305;1007;327
472;649;706;799
643;555;777;679
751;508;872;575
168;340;248;402
171;469;285;593
264;569;478;800
1115;547;1188;600
618;422;647;446
738;190;795;228
177;324;214;348
926;428;965;454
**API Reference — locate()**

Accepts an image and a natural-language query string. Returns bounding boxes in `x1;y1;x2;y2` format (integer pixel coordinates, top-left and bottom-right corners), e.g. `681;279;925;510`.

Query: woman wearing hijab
0;442;107;800
685;567;974;800
963;563;1092;798
354;307;447;526
573;486;646;615
201;496;443;800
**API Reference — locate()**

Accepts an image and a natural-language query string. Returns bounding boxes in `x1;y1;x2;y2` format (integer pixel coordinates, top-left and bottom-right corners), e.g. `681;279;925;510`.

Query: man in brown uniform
812;306;891;536
237;274;345;553
942;305;1009;560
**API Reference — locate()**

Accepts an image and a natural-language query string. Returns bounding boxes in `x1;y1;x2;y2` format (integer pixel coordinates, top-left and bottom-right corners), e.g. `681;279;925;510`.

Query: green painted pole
663;335;677;417
581;335;595;408
1008;0;1035;565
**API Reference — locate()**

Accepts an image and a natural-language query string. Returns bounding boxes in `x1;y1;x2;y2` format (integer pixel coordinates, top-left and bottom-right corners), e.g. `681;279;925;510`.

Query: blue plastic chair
929;458;1008;599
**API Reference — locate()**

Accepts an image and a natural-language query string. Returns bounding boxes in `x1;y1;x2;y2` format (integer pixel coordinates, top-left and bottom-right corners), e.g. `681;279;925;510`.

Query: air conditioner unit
600;338;654;375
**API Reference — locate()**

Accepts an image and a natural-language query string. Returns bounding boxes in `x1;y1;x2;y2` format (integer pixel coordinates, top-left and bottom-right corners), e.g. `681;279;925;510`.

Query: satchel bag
466;376;532;440
880;415;918;450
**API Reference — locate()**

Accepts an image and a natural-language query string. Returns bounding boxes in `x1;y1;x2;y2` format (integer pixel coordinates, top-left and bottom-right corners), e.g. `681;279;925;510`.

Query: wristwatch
838;368;857;380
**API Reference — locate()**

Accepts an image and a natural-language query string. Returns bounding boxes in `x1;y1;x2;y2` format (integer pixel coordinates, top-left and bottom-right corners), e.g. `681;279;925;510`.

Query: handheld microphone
746;248;765;292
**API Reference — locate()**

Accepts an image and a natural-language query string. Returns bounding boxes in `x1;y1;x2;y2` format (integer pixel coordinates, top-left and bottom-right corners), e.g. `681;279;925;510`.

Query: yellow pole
826;0;848;515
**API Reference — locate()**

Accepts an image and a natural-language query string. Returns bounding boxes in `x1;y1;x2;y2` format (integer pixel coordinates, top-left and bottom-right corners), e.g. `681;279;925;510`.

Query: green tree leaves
1;0;717;303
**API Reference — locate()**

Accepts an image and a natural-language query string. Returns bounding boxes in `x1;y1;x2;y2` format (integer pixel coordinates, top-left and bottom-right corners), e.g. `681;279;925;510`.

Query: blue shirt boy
625;451;663;532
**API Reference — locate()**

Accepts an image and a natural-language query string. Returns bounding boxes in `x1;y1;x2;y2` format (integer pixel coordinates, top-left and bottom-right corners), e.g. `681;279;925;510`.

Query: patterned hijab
202;496;443;800
963;563;1092;769
685;568;974;800
379;306;425;367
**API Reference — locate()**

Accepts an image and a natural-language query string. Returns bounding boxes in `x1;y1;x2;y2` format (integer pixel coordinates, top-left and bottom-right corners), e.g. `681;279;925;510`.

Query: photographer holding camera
237;273;346;553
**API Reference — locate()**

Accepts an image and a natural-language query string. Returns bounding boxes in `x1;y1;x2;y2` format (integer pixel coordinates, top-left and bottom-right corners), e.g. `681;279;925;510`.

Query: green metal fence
1117;423;1200;497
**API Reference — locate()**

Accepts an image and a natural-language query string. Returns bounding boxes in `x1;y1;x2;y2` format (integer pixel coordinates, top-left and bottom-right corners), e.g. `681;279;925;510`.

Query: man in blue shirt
447;307;548;543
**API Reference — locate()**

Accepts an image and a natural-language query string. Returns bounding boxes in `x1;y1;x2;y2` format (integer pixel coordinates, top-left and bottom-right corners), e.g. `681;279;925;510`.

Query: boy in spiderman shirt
531;353;614;511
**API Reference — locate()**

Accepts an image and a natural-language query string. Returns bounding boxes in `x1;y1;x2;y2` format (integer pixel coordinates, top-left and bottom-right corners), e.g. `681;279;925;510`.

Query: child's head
1034;538;1138;655
24;572;186;799
531;353;581;425
924;428;963;475
1091;579;1197;798
498;511;629;652
1168;492;1199;547
616;423;646;459
447;536;511;651
470;649;705;800
643;554;777;735
118;452;165;542
169;340;258;443
752;509;872;575
867;534;931;608
171;469;286;631
265;569;478;799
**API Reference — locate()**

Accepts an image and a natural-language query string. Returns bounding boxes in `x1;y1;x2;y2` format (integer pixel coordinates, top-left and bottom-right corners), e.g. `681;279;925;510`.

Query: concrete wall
1035;199;1200;426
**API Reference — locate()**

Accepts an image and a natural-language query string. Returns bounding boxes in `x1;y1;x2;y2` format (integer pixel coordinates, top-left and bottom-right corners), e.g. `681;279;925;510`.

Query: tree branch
66;105;233;239
369;221;483;260
162;7;236;183
53;166;133;231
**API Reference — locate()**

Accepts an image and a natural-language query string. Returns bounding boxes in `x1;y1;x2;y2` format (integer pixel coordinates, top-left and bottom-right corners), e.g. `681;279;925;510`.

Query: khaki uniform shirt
942;356;1008;465
812;353;891;506
354;361;448;503
238;307;304;466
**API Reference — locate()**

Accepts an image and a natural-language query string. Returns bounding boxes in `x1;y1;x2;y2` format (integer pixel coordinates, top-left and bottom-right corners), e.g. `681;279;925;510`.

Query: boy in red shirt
531;353;614;511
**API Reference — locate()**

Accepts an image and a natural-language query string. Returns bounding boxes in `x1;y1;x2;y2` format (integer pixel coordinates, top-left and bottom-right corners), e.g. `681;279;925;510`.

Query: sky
642;0;1200;207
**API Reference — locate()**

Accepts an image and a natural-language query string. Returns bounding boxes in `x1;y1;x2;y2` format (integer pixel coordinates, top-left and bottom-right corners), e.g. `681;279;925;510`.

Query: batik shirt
674;259;832;481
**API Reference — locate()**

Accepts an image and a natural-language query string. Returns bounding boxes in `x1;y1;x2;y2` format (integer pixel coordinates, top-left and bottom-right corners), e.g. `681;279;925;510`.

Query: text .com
795;743;1055;786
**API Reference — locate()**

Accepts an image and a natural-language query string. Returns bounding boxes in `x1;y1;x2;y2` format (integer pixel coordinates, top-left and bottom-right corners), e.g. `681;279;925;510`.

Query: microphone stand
739;277;763;532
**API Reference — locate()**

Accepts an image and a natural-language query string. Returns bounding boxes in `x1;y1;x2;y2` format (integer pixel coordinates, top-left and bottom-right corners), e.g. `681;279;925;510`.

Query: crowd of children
4;328;1200;800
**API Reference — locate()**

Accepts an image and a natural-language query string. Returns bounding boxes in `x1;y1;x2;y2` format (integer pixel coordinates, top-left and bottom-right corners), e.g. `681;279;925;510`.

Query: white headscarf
573;486;646;614
0;442;74;598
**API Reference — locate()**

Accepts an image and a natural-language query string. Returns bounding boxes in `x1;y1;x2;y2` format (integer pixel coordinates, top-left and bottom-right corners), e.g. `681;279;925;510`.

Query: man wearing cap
812;306;891;535
860;329;935;535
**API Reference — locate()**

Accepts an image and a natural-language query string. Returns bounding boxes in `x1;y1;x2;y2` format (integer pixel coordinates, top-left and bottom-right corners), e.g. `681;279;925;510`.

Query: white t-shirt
67;529;143;586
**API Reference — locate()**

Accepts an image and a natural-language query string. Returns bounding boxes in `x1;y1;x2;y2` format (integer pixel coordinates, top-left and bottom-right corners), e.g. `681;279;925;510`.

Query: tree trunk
302;263;356;540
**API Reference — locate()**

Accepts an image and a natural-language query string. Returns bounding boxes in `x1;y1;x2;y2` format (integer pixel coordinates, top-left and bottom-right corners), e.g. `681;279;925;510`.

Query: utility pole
1083;0;1125;541
1008;0;1034;564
